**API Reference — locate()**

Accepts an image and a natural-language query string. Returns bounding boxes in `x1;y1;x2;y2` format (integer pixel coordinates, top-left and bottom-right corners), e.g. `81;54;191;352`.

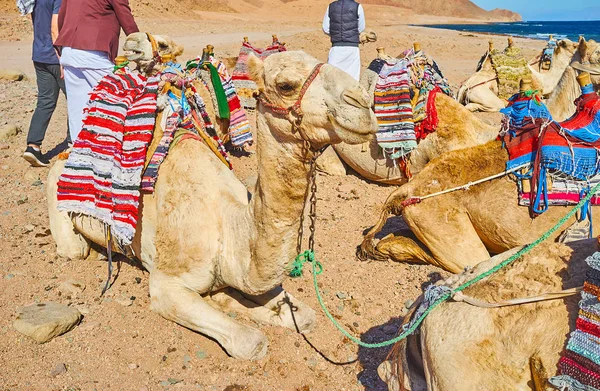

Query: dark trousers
26;62;69;146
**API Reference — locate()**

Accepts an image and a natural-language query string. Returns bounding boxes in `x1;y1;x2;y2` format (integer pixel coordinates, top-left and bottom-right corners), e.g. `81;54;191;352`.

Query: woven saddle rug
370;58;417;160
57;69;160;247
501;86;600;215
490;46;533;99
188;56;253;149
369;53;451;162
231;39;286;110
141;64;232;193
550;251;600;391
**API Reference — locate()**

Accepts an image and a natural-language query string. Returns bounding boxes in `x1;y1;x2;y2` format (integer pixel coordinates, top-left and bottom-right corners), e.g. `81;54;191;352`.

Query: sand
0;5;546;391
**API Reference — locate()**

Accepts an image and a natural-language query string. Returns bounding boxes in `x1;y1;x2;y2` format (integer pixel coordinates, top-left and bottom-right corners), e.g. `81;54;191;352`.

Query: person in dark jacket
22;0;69;167
54;0;139;143
322;0;366;81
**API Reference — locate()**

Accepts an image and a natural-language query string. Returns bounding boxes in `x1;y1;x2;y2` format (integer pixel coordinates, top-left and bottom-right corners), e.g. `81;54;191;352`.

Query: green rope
294;181;600;348
113;61;130;73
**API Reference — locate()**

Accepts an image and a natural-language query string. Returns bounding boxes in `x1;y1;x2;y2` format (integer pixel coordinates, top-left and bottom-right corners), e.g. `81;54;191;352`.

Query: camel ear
248;53;265;90
578;36;588;58
172;42;184;58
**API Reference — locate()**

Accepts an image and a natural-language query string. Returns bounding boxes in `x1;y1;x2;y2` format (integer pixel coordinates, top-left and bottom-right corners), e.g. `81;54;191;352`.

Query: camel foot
211;287;316;333
150;272;270;360
357;234;387;261
225;325;269;360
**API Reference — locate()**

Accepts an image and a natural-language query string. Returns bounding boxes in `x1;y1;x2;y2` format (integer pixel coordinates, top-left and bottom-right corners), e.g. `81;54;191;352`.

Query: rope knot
289;250;323;278
402;197;422;208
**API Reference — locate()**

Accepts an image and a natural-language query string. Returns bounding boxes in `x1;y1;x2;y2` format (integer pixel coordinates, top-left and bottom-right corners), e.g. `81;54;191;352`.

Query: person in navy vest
21;0;70;167
322;0;366;81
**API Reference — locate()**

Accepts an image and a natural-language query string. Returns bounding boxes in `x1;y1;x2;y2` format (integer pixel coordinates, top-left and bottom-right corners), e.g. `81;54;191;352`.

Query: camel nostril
342;87;371;109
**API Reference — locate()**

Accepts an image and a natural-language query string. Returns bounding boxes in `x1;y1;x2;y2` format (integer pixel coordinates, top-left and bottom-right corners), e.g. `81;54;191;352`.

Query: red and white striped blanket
56;70;160;246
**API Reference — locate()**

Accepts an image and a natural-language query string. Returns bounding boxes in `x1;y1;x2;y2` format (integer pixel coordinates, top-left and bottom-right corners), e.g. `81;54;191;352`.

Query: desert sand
0;2;544;390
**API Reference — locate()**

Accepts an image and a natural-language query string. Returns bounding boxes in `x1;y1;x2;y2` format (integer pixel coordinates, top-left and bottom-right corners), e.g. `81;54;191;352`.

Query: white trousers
60;47;113;143
328;46;361;81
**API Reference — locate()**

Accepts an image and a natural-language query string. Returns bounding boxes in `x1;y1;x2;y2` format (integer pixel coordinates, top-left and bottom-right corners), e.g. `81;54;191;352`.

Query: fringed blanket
142;65;232;192
502;86;600;216
369;51;452;161
550;252;600;391
57;70;159;246
231;39;286;110
188;56;253;148
372;59;417;160
490;47;532;99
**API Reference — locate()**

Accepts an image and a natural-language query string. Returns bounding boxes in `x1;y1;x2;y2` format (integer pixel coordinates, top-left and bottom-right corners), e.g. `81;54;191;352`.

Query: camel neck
546;67;581;122
244;113;312;293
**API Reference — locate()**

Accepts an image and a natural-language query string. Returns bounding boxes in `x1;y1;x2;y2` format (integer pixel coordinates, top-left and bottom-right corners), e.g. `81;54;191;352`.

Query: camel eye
158;42;169;51
277;83;295;93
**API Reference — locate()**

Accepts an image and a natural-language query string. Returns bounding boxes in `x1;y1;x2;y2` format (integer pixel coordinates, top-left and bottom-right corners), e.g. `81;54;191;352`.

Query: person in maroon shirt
54;0;139;143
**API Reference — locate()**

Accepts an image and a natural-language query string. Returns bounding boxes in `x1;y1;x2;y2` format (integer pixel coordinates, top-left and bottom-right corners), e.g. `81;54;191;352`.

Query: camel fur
457;39;577;113
358;141;600;273
47;43;377;360
327;53;499;185
379;239;596;391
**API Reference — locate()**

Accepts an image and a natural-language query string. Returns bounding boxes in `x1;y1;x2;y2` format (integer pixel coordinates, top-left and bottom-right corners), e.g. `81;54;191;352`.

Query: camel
545;38;600;121
357;140;600;273
457;38;578;113
329;45;499;185
378;239;596;391
358;41;600;272
47;43;378;359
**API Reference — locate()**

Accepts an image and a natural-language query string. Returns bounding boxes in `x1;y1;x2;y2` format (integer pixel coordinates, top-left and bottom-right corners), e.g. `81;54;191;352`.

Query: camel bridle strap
143;33;163;75
254;63;325;154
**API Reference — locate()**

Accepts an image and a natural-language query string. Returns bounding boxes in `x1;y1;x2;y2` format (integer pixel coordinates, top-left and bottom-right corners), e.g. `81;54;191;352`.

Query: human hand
60;65;64;79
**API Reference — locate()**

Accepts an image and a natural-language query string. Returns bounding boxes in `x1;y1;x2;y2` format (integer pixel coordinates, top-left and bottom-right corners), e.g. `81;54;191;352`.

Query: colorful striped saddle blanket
501;85;600;215
550;251;600;391
231;39;286;110
187;56;253;149
369;51;451;161
57;69;160;246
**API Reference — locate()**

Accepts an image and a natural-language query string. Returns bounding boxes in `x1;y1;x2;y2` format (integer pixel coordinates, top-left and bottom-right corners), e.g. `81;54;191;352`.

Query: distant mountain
360;0;521;21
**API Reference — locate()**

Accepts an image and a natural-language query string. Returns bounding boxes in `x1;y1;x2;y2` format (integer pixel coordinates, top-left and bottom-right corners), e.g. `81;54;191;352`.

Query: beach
0;4;547;391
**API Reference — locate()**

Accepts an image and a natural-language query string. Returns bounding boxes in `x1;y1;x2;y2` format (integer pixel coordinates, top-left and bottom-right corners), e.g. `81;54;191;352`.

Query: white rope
409;163;530;203
452;286;582;308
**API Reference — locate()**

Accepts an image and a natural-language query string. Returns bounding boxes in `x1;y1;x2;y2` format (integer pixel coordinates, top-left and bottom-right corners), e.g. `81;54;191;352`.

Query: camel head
573;37;600;81
249;51;377;152
122;32;184;73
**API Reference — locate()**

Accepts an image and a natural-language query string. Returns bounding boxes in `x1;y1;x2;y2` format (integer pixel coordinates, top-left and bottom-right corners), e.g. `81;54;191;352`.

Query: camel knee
47;162;91;260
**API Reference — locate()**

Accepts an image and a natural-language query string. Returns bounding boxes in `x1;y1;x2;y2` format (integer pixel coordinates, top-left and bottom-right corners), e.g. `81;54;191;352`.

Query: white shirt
322;4;366;36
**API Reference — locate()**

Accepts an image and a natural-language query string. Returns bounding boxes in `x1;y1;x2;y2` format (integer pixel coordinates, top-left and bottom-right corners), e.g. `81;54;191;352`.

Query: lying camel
47;49;377;359
358;140;600;273
330;45;499;184
360;51;600;272
379;239;596;391
457;38;577;112
545;37;600;121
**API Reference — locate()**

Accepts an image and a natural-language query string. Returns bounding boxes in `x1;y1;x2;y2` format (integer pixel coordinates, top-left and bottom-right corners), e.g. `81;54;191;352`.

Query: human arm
109;0;139;35
322;5;330;35
51;14;59;42
57;0;65;32
358;4;365;33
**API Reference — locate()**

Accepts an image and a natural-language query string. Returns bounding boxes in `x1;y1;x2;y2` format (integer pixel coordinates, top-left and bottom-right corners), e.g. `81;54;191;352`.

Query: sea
419;20;600;43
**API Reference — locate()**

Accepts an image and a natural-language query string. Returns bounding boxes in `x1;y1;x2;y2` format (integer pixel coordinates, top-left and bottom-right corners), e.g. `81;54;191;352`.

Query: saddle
502;81;600;216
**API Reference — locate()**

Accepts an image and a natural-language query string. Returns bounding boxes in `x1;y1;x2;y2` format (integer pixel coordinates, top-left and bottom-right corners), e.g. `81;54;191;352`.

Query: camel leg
374;234;437;265
466;87;506;112
210;286;316;333
47;161;91;260
404;207;491;273
149;271;268;360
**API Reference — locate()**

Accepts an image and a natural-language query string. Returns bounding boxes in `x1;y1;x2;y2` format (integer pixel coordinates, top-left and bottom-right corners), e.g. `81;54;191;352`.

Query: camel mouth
122;42;145;61
572;62;600;75
327;110;376;145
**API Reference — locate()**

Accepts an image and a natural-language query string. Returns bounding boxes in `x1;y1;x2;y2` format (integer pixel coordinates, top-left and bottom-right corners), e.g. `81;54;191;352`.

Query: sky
472;0;599;20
